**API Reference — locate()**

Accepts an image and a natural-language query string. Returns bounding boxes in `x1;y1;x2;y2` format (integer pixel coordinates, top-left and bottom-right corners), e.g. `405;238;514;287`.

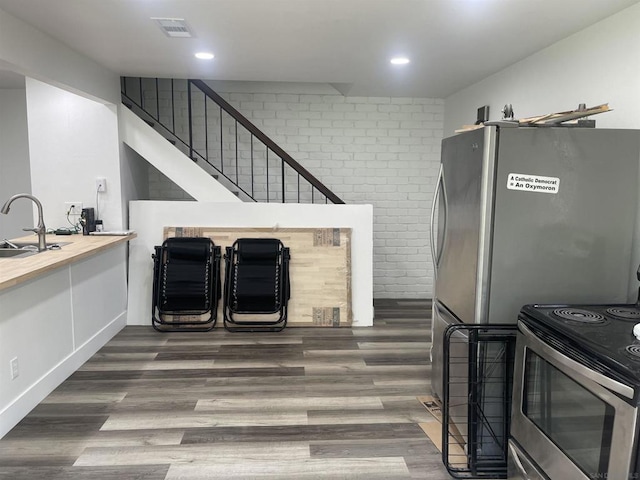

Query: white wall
25;78;124;231
444;3;640;134
127;201;374;327
0;88;31;239
0;6;129;231
143;82;443;298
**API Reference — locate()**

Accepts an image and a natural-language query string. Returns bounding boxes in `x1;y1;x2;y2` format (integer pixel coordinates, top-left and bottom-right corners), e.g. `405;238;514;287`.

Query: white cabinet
0;244;128;438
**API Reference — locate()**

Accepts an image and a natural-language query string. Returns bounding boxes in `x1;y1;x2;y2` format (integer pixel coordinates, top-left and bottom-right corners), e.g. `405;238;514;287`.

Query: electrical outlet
10;357;18;380
96;177;107;193
65;202;83;216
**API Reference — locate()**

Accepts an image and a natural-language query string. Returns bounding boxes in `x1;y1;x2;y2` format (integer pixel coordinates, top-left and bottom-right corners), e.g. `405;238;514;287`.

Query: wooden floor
0;299;453;479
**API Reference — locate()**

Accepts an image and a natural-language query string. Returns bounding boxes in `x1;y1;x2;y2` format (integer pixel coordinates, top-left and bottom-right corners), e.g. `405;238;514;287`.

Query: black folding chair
223;238;291;332
151;237;221;332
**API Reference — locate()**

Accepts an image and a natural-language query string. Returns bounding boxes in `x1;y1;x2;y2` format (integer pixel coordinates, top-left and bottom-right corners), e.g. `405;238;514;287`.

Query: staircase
121;77;343;204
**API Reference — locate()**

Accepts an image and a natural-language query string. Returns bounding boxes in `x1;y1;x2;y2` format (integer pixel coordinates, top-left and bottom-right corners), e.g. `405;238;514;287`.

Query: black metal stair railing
121;77;344;204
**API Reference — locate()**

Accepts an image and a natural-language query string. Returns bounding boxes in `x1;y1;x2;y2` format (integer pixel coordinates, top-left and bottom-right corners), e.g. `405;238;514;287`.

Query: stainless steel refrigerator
430;125;640;402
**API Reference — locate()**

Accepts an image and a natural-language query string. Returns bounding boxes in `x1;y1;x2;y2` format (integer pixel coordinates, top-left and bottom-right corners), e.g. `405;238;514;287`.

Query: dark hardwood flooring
0;299;454;479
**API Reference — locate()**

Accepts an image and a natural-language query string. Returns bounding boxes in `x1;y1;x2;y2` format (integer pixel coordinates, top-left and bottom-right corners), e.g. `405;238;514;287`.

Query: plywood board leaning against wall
164;226;352;327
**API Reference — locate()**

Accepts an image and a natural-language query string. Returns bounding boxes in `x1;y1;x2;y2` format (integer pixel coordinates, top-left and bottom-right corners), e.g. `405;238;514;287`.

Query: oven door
510;321;638;480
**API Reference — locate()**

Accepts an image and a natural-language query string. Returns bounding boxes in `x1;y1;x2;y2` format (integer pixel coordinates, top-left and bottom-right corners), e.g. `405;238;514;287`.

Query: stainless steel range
509;303;640;480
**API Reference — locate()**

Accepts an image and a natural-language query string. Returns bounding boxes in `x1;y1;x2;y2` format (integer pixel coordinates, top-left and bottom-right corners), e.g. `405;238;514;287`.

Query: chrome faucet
1;194;47;252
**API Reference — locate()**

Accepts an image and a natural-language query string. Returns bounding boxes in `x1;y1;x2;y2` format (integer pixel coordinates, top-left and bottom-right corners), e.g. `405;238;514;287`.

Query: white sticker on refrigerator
507;173;559;194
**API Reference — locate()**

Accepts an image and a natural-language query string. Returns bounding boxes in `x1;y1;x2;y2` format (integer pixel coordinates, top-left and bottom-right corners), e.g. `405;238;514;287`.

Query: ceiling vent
152;18;194;38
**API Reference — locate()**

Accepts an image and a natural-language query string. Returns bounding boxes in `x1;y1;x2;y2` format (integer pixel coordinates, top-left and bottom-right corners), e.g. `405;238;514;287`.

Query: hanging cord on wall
94;183;106;231
65;205;81;233
95;186;100;221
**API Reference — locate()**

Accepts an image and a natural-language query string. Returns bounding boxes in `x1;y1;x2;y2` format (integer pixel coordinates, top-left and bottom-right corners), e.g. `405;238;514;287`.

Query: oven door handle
519;321;635;400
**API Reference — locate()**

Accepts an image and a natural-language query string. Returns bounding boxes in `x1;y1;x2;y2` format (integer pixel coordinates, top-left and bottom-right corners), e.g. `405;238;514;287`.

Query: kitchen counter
0;232;133;438
0;233;136;291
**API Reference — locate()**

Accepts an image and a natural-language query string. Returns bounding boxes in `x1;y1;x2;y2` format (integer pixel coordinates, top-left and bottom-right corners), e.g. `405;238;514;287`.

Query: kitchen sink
0;241;70;258
0;249;36;258
1;241;70;249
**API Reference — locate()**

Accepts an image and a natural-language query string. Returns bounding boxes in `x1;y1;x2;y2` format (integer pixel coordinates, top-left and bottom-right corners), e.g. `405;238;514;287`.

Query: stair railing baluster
235;119;239;183
187;81;194;161
250;134;255;198
281;158;285;203
155;78;159;121
297;174;300;203
266;146;270;202
219;106;224;174
204;96;209;165
171;79;175;135
139;77;144;109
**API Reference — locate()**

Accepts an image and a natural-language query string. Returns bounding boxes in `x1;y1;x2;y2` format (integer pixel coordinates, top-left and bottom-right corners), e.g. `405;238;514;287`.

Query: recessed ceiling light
390;57;410;65
195;52;215;60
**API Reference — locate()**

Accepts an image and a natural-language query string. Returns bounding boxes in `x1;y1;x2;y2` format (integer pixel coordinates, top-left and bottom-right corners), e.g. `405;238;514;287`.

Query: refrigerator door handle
430;163;447;274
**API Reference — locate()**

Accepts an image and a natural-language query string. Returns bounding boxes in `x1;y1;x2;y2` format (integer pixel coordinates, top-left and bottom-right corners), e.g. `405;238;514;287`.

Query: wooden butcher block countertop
0;233;136;291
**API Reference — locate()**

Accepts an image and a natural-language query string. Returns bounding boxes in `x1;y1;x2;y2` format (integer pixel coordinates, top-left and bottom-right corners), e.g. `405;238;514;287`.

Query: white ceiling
0;0;638;97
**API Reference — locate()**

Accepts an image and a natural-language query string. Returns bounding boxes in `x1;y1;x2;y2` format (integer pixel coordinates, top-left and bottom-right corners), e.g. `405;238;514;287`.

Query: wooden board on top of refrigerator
164;226;352;326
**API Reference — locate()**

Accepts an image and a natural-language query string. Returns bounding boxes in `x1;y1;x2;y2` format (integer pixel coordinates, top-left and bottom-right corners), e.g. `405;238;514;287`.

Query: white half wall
444;3;640;134
127;201;374;327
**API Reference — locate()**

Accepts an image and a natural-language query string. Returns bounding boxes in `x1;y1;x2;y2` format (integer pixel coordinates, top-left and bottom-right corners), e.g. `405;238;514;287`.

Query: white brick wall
136;80;443;298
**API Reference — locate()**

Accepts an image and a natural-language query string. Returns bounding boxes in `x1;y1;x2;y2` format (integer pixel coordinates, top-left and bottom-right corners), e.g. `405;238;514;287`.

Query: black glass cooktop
520;303;640;396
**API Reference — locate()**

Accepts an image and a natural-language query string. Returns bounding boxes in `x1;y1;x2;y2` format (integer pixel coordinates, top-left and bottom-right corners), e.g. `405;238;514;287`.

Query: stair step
145;120;155;128
167;138;176;145
124;102;133;110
